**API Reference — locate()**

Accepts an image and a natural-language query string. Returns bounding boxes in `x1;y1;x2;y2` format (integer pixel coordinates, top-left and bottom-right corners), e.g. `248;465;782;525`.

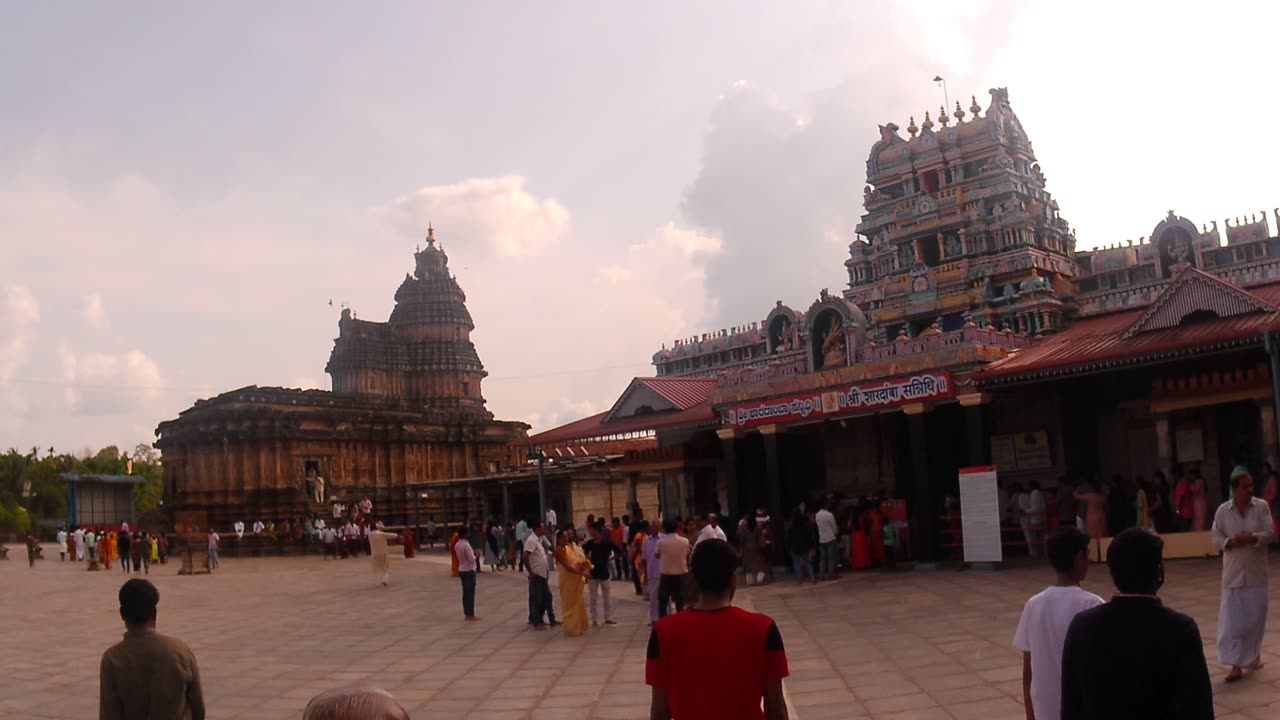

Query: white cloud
382;175;571;258
0;285;39;388
62;349;165;417
293;375;325;390
83;293;110;331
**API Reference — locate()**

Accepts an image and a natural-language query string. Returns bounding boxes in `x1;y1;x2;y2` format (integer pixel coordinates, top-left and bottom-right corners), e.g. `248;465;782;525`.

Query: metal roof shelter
62;474;147;528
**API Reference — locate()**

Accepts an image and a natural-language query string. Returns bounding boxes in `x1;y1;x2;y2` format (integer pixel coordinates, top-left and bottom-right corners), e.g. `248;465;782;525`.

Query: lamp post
932;75;949;113
528;446;547;526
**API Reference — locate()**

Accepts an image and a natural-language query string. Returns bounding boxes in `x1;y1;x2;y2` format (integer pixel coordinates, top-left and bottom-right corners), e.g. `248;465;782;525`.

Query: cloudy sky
2;2;1277;453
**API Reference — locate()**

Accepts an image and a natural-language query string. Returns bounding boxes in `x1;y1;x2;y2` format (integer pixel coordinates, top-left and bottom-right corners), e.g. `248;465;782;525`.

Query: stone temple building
155;227;529;526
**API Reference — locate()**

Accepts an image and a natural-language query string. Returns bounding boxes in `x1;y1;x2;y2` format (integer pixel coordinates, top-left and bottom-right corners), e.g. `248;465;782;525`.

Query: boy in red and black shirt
645;538;790;720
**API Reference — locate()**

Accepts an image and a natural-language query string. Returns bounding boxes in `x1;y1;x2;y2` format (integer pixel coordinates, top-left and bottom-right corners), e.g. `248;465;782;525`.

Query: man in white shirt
815;501;839;580
695;514;727;545
1211;472;1274;682
252;520;265;536
320;526;337;559
1012;527;1104;720
454;528;480;621
56;528;68;561
367;522;396;587
1020;482;1047;558
73;527;85;561
233;520;245;539
524;522;558;628
85;529;98;562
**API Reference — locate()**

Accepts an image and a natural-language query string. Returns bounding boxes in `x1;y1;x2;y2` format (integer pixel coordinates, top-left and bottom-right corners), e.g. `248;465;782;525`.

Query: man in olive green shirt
100;579;205;720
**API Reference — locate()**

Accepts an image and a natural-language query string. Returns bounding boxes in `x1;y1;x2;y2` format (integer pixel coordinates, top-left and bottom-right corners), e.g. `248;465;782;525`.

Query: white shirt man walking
234;520;245;539
367;522;395;587
815;502;840;580
524;522;558;629
695;514;727;545
1211;471;1274;682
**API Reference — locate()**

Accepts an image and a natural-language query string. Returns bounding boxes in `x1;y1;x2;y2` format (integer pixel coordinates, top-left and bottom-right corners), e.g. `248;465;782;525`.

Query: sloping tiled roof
603;376;719;423
641;377;720;409
977;281;1280;385
522;403;717;447
1122;268;1276;339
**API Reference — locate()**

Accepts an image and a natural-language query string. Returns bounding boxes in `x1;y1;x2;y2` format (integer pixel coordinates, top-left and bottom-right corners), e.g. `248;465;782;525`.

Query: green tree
131;443;164;515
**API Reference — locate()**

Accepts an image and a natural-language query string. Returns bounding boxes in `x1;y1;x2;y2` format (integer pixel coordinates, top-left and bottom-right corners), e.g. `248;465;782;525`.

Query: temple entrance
1215;400;1262;497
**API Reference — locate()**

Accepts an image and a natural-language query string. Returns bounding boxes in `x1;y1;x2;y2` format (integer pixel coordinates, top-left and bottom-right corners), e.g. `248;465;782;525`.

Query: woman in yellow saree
555;530;592;637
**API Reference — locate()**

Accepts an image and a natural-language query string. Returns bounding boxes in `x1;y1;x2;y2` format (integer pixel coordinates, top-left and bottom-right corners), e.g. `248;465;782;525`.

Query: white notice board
959;465;1002;563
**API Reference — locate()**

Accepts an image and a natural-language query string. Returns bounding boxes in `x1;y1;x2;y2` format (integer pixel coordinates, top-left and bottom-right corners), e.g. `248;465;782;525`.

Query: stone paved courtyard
7;546;1280;719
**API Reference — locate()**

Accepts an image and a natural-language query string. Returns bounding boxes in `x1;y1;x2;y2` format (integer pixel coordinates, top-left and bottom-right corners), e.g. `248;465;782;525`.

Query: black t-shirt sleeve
765;622;785;652
1174;618;1214;720
1060;615;1085;720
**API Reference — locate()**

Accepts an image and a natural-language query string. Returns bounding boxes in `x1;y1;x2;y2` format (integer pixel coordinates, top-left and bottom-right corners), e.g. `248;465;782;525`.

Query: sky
2;1;1278;454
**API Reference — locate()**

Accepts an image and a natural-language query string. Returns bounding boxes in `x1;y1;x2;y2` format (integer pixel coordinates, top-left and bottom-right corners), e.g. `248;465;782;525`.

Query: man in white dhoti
73;527;85;561
368;522;396;587
1211;471;1273;682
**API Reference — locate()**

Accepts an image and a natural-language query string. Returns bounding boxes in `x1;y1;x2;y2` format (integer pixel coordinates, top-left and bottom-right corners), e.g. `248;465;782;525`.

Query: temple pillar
903;403;937;564
1154;413;1174;482
717;428;740;521
625;473;638;518
502;482;511;524
958;393;989;467
1258;402;1279;472
760;425;783;518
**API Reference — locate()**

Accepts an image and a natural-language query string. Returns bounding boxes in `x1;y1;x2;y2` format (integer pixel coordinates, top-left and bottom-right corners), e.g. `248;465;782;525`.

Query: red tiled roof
522;403;717;447
638;377;720;410
977;281;1280;385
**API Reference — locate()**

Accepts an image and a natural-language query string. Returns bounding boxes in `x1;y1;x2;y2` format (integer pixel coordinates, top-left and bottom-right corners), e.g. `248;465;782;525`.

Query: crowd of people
59;461;1279;719
1013;467;1273;720
24;524;171;572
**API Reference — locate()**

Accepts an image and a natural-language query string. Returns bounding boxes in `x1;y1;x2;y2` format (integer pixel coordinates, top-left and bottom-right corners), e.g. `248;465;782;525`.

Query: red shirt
645;606;789;719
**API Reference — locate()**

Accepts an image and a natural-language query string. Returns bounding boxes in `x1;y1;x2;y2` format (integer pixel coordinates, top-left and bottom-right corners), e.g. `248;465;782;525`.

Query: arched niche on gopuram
1152;211;1199;279
806;293;867;372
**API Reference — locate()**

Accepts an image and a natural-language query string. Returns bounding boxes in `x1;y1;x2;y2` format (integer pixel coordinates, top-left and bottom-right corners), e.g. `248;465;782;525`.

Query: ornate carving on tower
326;225;491;418
849;86;1076;337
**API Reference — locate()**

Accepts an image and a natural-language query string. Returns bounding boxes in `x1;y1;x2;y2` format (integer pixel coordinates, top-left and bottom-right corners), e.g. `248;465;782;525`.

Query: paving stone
12;547;1280;718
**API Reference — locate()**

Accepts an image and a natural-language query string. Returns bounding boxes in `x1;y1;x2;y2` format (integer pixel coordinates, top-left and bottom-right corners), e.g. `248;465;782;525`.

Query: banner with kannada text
720;371;953;429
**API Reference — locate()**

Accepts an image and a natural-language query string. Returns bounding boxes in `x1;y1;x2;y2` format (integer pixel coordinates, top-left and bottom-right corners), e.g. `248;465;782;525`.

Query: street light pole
529;447;547;526
933;75;949;113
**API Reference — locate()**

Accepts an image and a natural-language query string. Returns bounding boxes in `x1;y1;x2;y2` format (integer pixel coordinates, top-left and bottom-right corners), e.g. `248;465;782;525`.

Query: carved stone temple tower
327;225;490;418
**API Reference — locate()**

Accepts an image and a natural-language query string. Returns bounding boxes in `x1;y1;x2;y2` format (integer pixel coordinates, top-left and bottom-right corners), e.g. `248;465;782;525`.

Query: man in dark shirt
1061;528;1213;720
646;538;789;720
100;578;205;720
583;522;622;627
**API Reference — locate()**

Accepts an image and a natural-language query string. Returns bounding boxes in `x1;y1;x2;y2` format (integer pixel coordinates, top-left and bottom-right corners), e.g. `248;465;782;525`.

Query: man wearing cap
100;578;205;719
